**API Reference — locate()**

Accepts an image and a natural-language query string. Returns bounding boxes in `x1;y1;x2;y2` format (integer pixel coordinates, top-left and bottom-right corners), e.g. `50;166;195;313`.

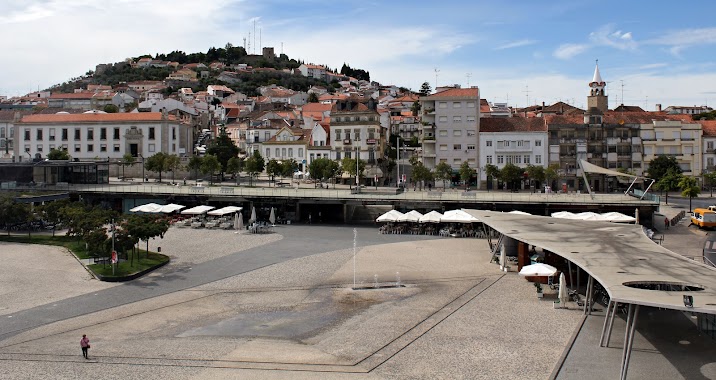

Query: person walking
665;217;670;230
80;334;90;359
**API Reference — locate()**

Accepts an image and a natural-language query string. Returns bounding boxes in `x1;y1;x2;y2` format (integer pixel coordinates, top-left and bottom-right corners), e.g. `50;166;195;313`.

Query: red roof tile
699;120;716;137
480;117;546;132
20;112;175;123
426;88;479;99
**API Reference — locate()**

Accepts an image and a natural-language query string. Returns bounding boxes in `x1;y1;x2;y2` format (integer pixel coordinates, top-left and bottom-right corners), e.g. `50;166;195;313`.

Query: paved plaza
0;208;713;379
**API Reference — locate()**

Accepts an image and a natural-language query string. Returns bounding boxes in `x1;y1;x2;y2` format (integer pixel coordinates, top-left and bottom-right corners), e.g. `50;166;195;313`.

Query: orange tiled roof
20;112;175;123
699;120;716;137
426;88;479;99
544;112;694;125
301;103;332;113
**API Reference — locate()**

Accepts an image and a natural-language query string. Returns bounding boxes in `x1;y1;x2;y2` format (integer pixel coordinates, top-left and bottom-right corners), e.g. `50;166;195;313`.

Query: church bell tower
587;61;608;113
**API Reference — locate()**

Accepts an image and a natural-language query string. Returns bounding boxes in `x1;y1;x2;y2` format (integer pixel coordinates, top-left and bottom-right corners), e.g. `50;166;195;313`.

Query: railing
58;182;659;205
631;189;660;203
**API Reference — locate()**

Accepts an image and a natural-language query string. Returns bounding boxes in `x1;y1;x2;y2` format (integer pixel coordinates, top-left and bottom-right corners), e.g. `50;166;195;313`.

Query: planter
537;292;544;298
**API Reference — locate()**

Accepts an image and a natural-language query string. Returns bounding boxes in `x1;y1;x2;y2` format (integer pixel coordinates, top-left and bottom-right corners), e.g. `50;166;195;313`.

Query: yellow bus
691;208;716;229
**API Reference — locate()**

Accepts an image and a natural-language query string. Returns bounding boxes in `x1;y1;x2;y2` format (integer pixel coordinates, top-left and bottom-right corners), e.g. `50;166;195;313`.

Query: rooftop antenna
466;73;472;87
253;19;256;54
281;42;284;55
247;32;251;54
621;80;625;106
434;68;440;90
644;95;648;110
260;27;262;52
523;85;530;107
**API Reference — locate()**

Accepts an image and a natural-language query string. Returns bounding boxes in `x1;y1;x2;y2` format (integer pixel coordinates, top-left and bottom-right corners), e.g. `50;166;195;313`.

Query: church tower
587;61;608;113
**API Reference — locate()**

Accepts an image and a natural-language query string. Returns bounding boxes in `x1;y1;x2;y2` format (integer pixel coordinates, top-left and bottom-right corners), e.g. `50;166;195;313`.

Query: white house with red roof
16;112;191;161
298;64;328;80
260;126;310;170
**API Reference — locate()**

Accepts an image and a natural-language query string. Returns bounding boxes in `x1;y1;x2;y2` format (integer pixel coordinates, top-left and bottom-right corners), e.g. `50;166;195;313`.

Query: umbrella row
376;209;480;223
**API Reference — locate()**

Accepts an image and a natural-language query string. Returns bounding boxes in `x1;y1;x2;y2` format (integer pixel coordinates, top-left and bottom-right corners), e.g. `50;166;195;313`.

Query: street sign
111;250;118;264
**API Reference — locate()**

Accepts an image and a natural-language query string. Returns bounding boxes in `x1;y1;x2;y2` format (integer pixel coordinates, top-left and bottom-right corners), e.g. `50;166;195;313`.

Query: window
514;155;521;164
440;144;448;151
438;102;448;109
466;116;476;122
37;129;45;140
113;144;120;152
49;144;55;150
24;144;30;152
36;144;43;152
467;144;475;150
74;144;81;152
288;148;293;157
265;131;270;141
266;148;270;157
517;140;524;147
535;140;542;147
344;131;351;141
298;148;304;157
24;129;30;141
335;130;341;140
467;101;476;108
486;155;493;164
310;153;315;161
275;148;279;157
535;155;542;164
439;130;448;137
100;128;107;140
62;128;68;141
453;144;462;150
148;127;155;140
114;128;120;139
100;144;107;152
453;101;461;108
355;130;360;141
707;141;713;150
453;158;461;165
486;140;492;147
506;155;513;164
709;158;715;168
282;148;287;157
148;144;155;153
172;127;176;140
497;155;504;164
87;128;94;140
467;130;476;137
336;151;341;160
453;116;462;123
87;144;94;152
524;155;530;164
453;130;462;137
505;141;510;147
439;116;448;123
74;129;80;140
49;128;55;141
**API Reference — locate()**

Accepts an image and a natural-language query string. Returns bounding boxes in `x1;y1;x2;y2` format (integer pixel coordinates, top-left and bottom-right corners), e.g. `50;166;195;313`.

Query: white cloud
553;43;589;59
589;24;637;51
493;39;537;50
647;27;716;56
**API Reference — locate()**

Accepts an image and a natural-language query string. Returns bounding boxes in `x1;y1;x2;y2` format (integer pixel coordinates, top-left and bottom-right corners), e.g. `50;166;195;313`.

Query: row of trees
0;197;169;265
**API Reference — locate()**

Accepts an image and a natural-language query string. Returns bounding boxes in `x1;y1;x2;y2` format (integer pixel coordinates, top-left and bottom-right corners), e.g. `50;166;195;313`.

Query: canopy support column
620;304;640;380
567;260;574;290
605;301;618;347
583;276;593;314
599;300;614;347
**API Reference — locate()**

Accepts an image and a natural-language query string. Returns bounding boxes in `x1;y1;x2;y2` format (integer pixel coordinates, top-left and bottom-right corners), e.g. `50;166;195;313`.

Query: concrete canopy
465;209;716;314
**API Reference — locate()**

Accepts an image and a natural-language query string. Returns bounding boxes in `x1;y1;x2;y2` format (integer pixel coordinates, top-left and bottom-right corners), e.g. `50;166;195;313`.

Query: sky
2;0;716;110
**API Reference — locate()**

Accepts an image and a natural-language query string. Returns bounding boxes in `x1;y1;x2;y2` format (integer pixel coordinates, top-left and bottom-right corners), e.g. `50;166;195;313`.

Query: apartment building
419;87;480;170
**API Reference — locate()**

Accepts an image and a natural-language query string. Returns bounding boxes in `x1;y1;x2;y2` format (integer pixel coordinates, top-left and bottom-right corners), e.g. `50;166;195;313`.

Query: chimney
656;104;662;112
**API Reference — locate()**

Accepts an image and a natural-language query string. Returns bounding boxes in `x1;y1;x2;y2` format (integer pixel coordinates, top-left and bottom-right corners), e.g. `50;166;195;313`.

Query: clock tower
587;61;608;113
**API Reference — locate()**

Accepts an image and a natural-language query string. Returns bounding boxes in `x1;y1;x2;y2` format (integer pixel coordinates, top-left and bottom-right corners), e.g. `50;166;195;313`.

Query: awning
365;167;384;178
130;203;163;213
580;159;638;178
398;210;423;222
441;209;480;223
207;206;243;216
419;210;443;223
376;210;404;222
159;204;185;213
181;205;215;215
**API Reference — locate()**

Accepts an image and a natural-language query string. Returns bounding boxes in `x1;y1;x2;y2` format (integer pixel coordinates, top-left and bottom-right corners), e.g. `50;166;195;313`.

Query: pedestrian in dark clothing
80;334;90;359
665;217;669;230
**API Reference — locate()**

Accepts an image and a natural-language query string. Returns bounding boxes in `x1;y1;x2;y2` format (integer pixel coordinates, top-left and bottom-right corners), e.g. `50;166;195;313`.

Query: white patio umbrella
159;203;185;213
269;207;276;226
234;212;240;231
398;210;423;222
419;210;443;223
249;207;257;224
599;212;636;223
236;212;244;232
130;203;162;213
376;210;404;223
441;209;480;223
519;263;558;277
180;205;215;215
508;210;531;215
635;208;640;225
558;272;568;304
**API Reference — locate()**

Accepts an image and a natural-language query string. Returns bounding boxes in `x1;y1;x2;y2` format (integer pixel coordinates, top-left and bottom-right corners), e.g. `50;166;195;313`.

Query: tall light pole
140;154;145;182
356;146;360;193
396;136;400;189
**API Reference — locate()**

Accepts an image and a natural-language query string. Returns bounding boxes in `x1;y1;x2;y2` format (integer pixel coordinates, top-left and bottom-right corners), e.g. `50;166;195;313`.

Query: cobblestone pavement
0;228;584;380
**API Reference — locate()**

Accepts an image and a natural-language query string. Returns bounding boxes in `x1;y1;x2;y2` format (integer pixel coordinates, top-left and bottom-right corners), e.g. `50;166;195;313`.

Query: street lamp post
140;154;145;182
355;146;360;194
396;136;400;189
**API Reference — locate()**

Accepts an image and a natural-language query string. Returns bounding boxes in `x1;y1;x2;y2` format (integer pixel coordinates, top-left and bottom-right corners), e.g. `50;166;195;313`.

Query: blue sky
2;0;716;109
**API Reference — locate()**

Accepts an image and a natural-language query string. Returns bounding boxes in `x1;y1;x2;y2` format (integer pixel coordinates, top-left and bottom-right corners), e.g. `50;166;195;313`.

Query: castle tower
587;62;608;113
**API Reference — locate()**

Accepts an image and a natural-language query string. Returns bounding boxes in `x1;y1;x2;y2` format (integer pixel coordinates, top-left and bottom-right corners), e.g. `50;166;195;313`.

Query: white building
260;127;309;170
16;112;191;160
479;117;548;189
420;87;480;170
297;64;328;81
702;121;716;172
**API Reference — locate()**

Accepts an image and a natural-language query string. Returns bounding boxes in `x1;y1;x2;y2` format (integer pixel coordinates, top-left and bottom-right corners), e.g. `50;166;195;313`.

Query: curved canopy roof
465;209;716;314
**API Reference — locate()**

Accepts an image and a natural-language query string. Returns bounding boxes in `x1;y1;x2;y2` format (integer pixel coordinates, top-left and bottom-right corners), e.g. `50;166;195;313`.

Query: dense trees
340;63;370;81
200;154;221;184
459;162;476;188
308;157;341;186
244;150;265;186
47;148;70;160
647;155;682;182
206;128;239;175
434;162;453;189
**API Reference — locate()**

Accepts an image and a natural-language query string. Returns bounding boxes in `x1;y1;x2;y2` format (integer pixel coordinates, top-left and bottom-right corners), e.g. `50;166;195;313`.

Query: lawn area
0;234;169;280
